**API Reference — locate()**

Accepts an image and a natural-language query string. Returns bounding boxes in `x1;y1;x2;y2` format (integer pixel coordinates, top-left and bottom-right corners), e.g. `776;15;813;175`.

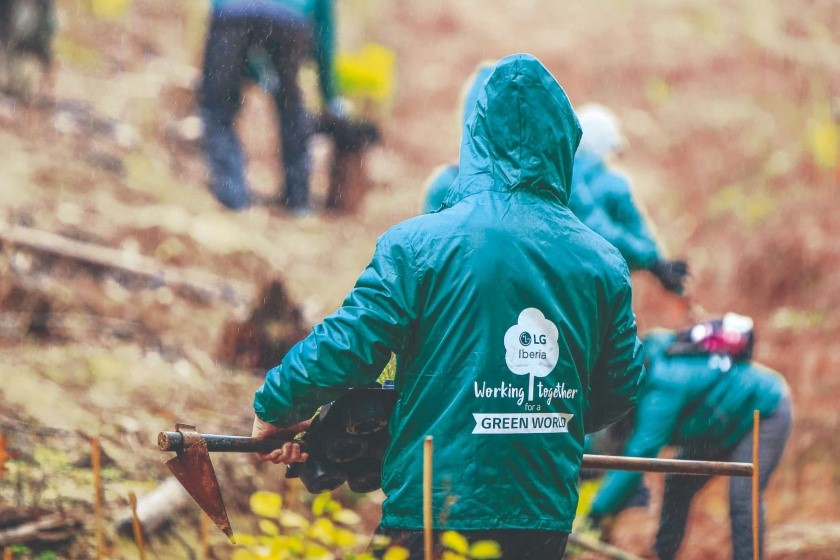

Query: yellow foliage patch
250;490;283;518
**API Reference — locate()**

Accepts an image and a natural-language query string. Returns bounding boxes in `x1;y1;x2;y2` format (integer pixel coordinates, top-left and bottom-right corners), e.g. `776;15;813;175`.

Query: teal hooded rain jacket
255;54;646;532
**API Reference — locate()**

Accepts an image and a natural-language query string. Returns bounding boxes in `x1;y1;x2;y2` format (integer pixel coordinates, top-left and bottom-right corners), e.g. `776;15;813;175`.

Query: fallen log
114;477;192;538
0;223;252;305
0;512;82;547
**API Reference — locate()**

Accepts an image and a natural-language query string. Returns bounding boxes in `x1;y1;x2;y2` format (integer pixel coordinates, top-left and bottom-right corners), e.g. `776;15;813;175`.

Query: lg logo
519;332;547;346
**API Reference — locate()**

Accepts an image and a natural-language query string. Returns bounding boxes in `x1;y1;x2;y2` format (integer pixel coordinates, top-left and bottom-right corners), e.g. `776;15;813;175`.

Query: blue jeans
199;13;313;210
655;396;792;560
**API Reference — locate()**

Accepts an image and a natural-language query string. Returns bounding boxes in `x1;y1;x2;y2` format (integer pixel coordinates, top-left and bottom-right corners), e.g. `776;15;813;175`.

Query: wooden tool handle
158;432;302;453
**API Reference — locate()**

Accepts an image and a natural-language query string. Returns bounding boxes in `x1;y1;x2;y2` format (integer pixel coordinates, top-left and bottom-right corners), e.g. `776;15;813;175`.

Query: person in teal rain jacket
423;78;688;294
419;61;494;214
199;0;338;213
570;103;688;293
586;314;792;560
252;54;646;559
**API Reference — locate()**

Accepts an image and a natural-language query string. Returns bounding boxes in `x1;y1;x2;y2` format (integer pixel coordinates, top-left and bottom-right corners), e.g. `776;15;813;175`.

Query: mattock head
164;423;235;543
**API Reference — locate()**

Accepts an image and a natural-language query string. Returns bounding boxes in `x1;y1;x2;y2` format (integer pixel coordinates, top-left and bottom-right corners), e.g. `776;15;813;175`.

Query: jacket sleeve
254;233;418;425
585;208;659;271
598;172;661;270
589;381;681;516
312;0;337;103
585;272;646;434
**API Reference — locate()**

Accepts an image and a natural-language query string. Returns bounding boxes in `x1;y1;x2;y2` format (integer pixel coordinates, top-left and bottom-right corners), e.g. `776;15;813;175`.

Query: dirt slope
1;0;839;558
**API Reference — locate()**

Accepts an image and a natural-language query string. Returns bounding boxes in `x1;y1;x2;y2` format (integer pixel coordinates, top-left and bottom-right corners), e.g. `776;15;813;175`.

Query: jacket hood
445;54;581;207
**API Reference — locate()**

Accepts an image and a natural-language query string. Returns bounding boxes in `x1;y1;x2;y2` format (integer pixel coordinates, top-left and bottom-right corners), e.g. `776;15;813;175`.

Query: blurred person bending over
570;104;688;295
199;0;339;214
251;54;646;560
585;313;792;560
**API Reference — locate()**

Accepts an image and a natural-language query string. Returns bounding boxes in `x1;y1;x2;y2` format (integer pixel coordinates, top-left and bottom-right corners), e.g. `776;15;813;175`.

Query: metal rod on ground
423;436;433;560
753;410;760;560
581;454;753;477
91;437;104;560
128;491;146;560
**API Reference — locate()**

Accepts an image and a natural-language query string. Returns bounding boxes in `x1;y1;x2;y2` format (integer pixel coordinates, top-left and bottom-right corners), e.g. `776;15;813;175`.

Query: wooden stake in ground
423;436;433;560
0;433;13;475
128;491;146;560
753;410;760;560
200;512;210;560
4;546;12;560
91;436;104;560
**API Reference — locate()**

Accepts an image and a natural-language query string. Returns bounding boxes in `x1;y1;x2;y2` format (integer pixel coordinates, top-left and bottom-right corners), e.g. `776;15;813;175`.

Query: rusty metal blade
165;438;235;542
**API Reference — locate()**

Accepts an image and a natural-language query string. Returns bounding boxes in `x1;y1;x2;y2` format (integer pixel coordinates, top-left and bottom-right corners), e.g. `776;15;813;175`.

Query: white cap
576;103;624;159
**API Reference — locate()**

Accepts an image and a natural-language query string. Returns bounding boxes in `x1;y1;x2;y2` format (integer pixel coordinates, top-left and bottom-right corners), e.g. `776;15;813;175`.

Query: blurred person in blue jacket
419;61;494;215
199;0;339;214
585;313;792;560
569;103;688;294
422;73;688;295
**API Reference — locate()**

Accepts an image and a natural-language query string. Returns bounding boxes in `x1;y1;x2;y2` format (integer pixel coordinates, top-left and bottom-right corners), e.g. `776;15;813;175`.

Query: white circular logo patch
504;308;560;401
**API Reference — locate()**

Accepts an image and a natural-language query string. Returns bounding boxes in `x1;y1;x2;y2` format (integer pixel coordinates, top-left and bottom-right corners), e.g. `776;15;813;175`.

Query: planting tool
158;423;756;539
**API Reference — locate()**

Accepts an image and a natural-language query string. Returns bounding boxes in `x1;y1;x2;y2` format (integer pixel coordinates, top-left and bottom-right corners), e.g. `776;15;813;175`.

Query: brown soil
1;0;839;558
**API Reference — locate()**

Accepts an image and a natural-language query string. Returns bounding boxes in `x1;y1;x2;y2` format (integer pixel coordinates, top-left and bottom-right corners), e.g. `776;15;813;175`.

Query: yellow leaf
309;517;336;546
441;552;467;560
267;535;293;557
245;544;273;559
645;77;671;105
285;535;306;555
303;542;334;560
769;307;825;331
574;479;601;520
278;510;309;529
258;519;279;536
440;531;469;554
231;549;260;560
312;492;340;516
332;508;362;526
250;491;283;518
334;527;361;548
743;195;774;225
336;43;397;104
369;534;392;550
382;546;411;560
808;117;840;169
91;0;131;19
232;533;258;546
470;540;503;559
